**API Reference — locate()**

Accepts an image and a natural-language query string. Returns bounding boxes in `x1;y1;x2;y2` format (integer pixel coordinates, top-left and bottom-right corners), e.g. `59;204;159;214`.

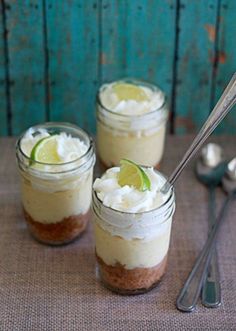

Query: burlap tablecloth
0;136;236;331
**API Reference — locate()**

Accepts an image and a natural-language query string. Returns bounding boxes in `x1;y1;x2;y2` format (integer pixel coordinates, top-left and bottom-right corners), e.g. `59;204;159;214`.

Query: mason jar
16;122;95;245
96;78;169;168
92;170;175;294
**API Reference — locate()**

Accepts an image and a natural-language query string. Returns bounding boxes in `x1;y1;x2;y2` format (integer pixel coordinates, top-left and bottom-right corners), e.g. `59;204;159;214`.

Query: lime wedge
113;83;148;102
30;135;61;164
118;159;151;191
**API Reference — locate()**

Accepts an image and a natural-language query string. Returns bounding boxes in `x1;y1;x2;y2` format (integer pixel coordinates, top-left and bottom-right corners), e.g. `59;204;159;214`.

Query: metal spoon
222;158;236;193
162;72;236;193
176;157;236;312
196;143;227;308
160;74;236;310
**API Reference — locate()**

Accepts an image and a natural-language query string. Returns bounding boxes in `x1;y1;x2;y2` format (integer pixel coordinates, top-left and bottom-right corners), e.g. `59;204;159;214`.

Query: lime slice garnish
118;159;151;191
113;83;148;102
30;135;61;164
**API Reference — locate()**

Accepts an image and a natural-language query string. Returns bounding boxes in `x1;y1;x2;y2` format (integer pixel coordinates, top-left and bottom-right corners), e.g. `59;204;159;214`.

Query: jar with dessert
92;159;175;294
96;78;168;169
16;122;95;245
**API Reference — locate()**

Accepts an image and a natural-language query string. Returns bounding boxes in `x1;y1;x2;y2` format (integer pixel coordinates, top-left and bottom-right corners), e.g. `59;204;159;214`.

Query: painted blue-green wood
174;0;218;134
0;2;8;135
6;0;46;135
125;0;176;99
101;0;176;104
100;0;128;81
45;0;99;134
0;0;236;136
213;0;236;134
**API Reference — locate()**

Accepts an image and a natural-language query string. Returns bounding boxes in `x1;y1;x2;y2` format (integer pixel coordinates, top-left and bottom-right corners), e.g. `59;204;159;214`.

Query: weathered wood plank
46;0;99;134
174;0;218;134
213;0;236;134
0;0;236;137
125;0;176;99
100;0;128;81
0;2;8;136
101;0;177;111
5;0;46;135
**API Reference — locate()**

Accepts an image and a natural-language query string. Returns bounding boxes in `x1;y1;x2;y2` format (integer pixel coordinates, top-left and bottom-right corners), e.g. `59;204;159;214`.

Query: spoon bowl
196;161;228;187
166;73;236;190
222;157;236;193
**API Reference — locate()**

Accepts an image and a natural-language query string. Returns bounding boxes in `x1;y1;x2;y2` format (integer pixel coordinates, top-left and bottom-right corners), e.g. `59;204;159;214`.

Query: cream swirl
18;127;95;193
99;82;165;116
93;167;169;213
21;128;88;163
97;82;168;135
93;167;175;241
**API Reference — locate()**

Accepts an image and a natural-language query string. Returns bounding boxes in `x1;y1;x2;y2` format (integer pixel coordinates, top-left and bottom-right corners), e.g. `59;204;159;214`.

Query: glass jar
16;122;95;245
92;170;175;294
96;78;168;168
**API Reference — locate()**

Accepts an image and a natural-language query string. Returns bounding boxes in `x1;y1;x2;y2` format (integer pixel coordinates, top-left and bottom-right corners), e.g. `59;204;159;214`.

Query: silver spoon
162;73;236;193
161;73;236;310
176;158;236;312
196;143;227;308
222;158;236;193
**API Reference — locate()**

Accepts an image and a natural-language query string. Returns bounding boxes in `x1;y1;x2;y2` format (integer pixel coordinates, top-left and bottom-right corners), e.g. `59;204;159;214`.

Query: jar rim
96;77;167;119
16;122;94;171
93;186;175;217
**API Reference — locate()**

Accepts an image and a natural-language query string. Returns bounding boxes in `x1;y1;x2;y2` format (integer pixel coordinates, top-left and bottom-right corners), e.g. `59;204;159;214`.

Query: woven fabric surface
0;136;236;331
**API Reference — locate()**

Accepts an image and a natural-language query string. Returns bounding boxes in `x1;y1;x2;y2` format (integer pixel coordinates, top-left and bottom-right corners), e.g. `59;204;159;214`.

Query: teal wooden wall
0;0;236;136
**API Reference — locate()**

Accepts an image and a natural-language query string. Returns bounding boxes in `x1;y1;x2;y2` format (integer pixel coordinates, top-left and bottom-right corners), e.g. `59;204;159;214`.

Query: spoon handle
202;248;221;307
202;187;221;307
176;193;233;312
168;73;236;187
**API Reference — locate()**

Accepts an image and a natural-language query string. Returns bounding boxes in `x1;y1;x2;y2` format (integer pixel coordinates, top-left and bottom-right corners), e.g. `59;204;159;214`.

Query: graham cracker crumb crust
96;253;167;294
24;209;90;245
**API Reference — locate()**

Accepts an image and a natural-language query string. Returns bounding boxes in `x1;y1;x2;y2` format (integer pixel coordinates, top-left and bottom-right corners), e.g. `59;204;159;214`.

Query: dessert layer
22;170;93;223
97;121;166;167
24;209;90;244
94;222;171;269
97;253;167;292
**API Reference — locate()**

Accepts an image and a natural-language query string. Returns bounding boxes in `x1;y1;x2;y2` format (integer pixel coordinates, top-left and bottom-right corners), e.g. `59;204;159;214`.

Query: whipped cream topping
99;82;165;116
93;167;168;213
17;126;95;195
98;82;168;135
21;128;88;163
93;167;175;241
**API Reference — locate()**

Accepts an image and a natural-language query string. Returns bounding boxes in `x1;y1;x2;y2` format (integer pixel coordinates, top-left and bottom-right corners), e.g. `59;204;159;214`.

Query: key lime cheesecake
96;79;168;168
93;159;175;294
16;123;95;245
